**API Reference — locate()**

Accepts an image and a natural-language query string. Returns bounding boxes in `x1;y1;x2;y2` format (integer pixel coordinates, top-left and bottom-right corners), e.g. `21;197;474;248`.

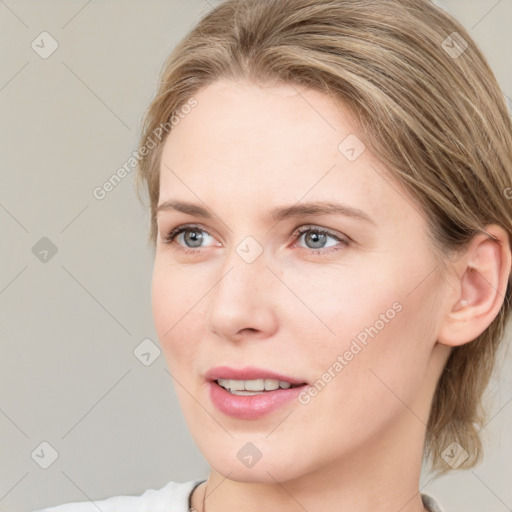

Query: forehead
164;78;357;159
158;79;412;226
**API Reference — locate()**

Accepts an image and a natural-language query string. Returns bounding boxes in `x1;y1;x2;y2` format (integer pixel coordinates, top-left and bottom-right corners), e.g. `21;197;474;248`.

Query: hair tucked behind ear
136;0;512;475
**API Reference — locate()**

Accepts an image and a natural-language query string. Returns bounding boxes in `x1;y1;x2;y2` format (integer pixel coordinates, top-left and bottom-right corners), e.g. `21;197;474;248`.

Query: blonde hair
136;0;512;475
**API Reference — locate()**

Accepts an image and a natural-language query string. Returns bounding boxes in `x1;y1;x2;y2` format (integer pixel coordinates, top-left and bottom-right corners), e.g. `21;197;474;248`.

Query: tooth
216;378;296;393
230;390;262;396
217;379;229;389
264;379;279;391
228;379;245;391
245;379;265;391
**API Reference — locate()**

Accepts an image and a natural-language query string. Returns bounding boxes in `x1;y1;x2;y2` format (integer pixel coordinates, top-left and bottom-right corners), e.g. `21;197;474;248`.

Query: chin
209;456;306;484
192;432;314;484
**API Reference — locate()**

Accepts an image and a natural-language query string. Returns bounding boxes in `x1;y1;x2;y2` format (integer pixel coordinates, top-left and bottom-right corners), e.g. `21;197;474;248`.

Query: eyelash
161;223;350;256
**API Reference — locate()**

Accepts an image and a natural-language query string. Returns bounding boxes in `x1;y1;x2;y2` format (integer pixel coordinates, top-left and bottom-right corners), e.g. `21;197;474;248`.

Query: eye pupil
185;229;203;248
305;231;327;249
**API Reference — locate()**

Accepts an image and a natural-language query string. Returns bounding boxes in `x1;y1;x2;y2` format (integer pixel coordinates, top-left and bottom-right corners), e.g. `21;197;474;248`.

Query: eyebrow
156;199;376;225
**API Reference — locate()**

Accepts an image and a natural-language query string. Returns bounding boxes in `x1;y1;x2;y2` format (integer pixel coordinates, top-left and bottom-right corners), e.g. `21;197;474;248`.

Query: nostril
240;327;258;334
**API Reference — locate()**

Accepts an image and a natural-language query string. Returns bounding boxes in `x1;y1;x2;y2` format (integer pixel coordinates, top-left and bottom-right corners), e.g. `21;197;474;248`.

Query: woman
35;0;512;511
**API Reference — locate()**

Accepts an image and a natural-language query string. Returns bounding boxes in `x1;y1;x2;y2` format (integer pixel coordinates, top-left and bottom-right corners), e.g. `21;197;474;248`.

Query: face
152;78;450;483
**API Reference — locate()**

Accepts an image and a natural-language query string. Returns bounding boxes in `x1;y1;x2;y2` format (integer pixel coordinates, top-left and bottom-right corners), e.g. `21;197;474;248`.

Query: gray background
0;1;510;511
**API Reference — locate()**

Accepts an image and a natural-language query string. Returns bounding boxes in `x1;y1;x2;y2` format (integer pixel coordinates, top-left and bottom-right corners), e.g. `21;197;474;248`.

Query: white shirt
33;479;446;511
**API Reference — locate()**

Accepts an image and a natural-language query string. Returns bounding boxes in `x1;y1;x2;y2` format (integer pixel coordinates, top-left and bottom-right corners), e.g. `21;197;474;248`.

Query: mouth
215;378;304;396
205;366;309;419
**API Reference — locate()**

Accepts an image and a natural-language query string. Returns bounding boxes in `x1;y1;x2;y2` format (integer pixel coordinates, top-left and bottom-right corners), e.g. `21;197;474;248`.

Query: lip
206;366;308;420
205;366;306;385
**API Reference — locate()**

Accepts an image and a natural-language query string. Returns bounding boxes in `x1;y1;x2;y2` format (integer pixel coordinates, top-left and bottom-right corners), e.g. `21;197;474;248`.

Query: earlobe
437;224;511;347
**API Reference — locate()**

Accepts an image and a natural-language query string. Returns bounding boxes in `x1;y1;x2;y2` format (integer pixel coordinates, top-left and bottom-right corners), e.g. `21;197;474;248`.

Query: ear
437;224;511;347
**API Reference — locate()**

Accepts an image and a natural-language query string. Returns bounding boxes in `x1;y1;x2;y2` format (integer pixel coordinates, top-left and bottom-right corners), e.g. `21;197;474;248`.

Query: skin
151;78;511;512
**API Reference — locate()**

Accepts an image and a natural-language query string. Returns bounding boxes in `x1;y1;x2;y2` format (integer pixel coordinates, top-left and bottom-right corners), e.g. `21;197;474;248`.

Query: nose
205;242;279;342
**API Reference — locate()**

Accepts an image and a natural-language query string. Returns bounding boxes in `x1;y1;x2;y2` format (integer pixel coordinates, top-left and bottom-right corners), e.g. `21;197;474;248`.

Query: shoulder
32;479;203;512
34;484;443;512
421;492;446;512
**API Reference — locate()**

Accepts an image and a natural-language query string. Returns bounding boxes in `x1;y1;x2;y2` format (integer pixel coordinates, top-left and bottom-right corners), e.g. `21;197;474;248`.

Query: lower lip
208;381;306;420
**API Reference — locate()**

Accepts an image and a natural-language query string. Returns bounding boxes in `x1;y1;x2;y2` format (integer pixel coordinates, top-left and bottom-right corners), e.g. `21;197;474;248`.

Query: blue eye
162;224;349;255
293;226;349;254
164;224;215;253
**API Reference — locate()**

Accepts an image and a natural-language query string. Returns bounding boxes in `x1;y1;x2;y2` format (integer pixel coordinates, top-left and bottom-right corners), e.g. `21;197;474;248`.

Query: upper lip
206;366;307;385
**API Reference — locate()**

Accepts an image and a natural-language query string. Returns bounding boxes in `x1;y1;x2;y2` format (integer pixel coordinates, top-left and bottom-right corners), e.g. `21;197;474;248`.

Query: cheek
151;262;175;340
151;260;205;369
289;254;439;408
299;247;438;349
280;258;403;350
